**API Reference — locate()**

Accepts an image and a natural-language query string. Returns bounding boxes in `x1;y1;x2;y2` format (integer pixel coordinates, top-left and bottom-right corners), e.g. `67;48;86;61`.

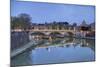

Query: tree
51;21;57;30
72;22;77;27
11;13;32;30
11;16;20;29
64;22;69;30
18;13;32;29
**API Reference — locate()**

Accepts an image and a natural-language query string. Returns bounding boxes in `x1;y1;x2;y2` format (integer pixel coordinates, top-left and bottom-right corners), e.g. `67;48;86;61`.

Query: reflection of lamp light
63;45;66;47
86;43;89;46
48;48;51;52
46;47;51;52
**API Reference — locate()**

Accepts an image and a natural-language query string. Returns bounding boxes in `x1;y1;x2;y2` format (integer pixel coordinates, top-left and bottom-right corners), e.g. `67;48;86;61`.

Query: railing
11;29;76;32
29;29;75;32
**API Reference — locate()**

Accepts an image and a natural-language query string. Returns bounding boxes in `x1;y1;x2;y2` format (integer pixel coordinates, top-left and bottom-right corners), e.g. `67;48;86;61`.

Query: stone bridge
29;29;77;36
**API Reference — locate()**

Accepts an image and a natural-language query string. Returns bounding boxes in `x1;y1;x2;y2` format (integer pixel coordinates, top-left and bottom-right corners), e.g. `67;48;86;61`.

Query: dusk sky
11;0;95;24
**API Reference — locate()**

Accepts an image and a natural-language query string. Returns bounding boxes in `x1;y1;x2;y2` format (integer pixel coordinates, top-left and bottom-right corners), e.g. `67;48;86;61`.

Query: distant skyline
11;0;95;24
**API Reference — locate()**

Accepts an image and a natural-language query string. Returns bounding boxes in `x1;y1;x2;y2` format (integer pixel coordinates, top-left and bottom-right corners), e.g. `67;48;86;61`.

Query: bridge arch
49;32;62;37
67;32;74;36
30;32;46;36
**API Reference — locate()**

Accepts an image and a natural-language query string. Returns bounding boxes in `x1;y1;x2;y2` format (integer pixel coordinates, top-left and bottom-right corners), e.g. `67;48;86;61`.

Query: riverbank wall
11;32;30;50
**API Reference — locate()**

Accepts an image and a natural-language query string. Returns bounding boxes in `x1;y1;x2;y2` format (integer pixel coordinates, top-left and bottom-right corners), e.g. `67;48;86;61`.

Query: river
11;37;95;66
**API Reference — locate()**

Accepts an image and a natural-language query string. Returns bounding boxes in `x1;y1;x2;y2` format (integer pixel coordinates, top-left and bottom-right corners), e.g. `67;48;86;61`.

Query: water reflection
11;37;95;66
36;37;95;52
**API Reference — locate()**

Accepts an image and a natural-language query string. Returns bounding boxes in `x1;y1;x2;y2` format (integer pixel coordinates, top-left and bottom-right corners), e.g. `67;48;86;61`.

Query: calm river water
11;37;95;66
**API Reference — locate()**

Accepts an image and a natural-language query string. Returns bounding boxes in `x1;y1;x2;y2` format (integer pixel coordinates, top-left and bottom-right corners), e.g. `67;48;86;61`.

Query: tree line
11;13;94;30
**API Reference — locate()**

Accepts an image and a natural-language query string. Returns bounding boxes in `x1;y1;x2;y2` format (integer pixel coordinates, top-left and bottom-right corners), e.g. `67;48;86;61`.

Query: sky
11;0;95;24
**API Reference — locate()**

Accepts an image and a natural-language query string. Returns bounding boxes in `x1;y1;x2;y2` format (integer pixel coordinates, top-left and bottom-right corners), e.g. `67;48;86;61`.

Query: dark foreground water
11;37;95;66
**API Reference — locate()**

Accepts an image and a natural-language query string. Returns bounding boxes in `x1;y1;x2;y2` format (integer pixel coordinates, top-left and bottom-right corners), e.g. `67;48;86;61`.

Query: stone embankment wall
11;32;30;50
